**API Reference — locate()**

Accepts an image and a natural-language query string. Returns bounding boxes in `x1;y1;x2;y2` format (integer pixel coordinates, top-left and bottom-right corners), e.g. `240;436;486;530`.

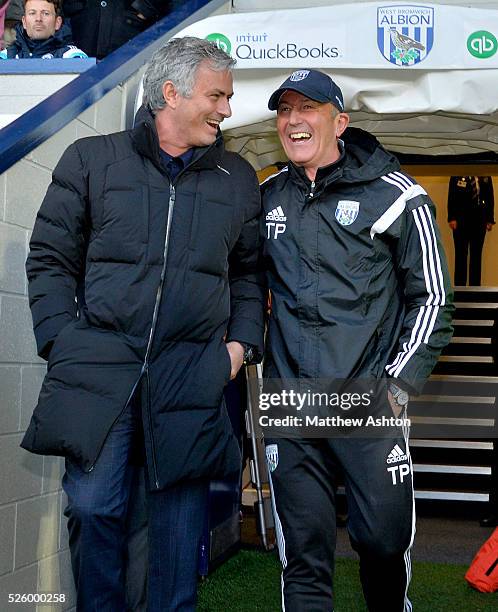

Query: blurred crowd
1;0;179;59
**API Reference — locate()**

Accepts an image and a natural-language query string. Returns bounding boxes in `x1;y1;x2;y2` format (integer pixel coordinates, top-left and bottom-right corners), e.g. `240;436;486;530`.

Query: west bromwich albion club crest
377;5;434;66
290;70;310;82
335;200;359;226
266;444;279;472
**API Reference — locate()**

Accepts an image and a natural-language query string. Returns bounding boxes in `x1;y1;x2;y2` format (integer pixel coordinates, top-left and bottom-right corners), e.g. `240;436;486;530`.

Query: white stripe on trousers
401;416;416;611
268;469;287;612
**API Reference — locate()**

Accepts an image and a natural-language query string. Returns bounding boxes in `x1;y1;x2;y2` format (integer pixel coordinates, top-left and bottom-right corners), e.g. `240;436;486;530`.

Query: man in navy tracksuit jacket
261;70;454;611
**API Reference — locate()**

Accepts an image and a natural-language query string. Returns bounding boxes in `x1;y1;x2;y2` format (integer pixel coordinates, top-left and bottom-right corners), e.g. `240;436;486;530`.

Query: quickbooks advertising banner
178;2;498;69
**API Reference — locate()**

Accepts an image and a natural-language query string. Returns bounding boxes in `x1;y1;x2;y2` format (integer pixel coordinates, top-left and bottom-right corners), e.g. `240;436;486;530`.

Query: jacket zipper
85;130;219;477
309;180;316;198
86;372;143;473
86;184;177;486
142;183;176;488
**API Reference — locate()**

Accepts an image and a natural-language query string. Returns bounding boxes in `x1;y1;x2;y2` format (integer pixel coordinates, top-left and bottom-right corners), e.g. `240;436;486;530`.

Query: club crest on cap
290;70;310;82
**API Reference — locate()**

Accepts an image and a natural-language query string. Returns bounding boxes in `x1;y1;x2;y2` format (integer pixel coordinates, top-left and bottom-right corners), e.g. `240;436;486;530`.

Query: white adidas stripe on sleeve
260;166;288;186
370;184;426;239
386;204;446;377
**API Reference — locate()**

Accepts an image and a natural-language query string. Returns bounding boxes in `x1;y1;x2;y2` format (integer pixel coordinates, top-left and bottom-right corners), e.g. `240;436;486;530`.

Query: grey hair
142;36;236;113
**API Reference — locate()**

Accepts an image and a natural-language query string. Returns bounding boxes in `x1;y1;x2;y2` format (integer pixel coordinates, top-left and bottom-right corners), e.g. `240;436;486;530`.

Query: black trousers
453;223;486;286
266;427;414;611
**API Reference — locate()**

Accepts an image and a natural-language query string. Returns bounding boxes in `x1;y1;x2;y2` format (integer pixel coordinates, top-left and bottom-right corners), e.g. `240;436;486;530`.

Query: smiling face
276;90;349;180
22;0;62;41
157;60;233;156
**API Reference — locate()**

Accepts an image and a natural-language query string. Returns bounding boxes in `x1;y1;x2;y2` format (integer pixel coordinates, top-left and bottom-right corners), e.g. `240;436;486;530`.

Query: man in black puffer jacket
21;36;265;611
63;0;181;59
1;0;86;58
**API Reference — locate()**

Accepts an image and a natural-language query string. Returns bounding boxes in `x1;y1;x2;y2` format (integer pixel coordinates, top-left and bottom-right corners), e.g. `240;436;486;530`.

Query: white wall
0;74;86;130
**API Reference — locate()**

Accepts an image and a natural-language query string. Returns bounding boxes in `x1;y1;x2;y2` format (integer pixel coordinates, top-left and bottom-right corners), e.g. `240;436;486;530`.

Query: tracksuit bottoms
266;424;415;611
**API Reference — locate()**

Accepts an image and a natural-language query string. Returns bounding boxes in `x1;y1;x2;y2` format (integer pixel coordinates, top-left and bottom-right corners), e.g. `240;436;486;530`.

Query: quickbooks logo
467;31;497;59
206;32;339;62
206;33;232;54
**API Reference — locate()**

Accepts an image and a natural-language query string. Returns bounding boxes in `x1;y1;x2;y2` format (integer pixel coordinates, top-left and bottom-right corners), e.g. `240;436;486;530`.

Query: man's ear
336;113;350;138
162;81;179;109
55;16;63;31
21;15;27;30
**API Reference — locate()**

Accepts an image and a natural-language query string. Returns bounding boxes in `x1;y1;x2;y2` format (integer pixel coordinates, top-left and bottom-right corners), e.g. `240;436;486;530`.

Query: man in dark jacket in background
0;0;86;58
261;69;454;611
63;0;180;59
21;36;265;611
447;175;495;286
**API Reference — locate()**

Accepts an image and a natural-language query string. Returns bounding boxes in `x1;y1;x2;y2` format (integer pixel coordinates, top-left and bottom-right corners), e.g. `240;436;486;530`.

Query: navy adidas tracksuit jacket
261;127;454;612
262;127;454;393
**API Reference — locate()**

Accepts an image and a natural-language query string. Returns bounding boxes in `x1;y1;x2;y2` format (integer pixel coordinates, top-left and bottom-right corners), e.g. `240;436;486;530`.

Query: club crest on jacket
335;200;360;226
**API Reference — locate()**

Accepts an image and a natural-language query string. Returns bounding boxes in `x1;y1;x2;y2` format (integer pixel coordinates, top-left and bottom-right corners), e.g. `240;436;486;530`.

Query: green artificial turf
197;549;498;611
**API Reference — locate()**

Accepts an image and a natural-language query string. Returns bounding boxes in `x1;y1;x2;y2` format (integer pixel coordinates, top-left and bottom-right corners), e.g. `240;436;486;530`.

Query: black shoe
479;515;498;527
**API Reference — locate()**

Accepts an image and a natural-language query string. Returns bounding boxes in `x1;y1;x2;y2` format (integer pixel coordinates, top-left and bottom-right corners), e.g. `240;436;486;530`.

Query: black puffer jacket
4;22;87;58
21;107;265;490
63;0;179;58
262;128;453;394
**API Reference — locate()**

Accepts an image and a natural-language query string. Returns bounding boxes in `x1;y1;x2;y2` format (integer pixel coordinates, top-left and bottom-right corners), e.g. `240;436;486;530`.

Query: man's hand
388;391;404;418
225;341;245;380
448;220;457;231
487;223;493;232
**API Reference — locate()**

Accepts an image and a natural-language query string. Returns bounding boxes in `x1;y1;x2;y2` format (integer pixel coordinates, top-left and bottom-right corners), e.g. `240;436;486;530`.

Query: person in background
3;0;21;47
261;69;454;611
448;176;495;286
0;0;10;50
0;0;86;58
21;36;264;610
62;0;181;59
